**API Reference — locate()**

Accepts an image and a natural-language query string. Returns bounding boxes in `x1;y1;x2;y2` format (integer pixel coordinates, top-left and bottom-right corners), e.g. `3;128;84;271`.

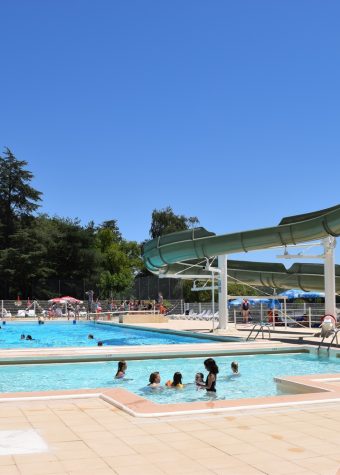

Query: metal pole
218;255;228;330
323;236;336;317
284;297;287;329
308;307;312;328
211;272;215;332
260;302;263;322
234;308;236;326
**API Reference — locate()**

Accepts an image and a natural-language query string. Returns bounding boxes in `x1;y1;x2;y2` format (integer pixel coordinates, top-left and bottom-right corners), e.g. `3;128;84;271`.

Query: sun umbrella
278;289;325;299
60;296;83;304
278;289;302;299
48;297;67;304
298;290;325;299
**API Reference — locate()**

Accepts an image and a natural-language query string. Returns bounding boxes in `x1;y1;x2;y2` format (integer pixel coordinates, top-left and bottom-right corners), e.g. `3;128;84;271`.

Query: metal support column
218;255;228;330
323;236;337;317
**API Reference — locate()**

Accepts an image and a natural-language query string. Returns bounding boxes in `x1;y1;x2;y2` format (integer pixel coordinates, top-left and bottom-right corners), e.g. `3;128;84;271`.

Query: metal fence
0;297;333;330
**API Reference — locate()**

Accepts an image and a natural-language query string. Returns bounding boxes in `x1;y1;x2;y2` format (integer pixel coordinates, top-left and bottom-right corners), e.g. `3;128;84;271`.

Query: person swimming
148;371;161;387
20;334;25;340
195;372;205;388
97;341;103;346
115;361;127;379
231;361;239;374
204;358;219;393
88;334;94;339
165;372;183;388
26;335;34;340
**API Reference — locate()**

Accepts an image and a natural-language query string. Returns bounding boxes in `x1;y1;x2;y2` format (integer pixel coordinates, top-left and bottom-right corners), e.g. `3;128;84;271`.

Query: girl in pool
231;361;239;375
195;372;205;389
165;372;183;388
115;361;127;379
204;358;219;393
148;371;161;388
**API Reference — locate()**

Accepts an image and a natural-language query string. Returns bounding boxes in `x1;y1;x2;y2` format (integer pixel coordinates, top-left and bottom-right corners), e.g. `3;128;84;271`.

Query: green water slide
153;259;340;292
142;205;340;291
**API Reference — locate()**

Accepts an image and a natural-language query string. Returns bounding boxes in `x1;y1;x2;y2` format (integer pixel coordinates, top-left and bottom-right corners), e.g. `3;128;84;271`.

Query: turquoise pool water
0;322;223;348
0;353;339;402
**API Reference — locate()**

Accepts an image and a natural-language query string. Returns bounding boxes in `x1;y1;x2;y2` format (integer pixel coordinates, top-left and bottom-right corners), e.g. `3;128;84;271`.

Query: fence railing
0;298;335;330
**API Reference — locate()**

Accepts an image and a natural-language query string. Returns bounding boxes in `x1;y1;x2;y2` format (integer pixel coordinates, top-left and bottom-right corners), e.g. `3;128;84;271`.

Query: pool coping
1;371;340;418
0;343;340;417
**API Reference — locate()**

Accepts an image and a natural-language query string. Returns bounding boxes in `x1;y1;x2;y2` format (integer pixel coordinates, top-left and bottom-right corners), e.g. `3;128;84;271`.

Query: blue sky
1;0;339;265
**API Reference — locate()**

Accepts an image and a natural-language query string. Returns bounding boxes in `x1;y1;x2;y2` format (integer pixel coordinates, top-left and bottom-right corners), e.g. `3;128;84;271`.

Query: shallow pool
0;322;223;348
0;353;339;403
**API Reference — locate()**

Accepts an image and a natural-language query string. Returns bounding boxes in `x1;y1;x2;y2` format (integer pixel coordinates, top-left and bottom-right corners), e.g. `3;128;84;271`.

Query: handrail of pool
317;328;340;353
246;322;271;341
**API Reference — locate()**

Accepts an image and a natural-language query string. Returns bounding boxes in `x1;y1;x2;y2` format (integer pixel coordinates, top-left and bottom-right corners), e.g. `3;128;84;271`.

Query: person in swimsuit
242;299;250;323
231;361;239;374
148;372;161;388
204;358;219;393
195;372;205;390
115;361;127;379
165;372;183;388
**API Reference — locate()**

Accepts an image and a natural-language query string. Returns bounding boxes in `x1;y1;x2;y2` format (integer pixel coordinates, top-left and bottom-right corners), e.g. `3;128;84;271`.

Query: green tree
149;206;199;238
96;221;143;298
0;148;42;248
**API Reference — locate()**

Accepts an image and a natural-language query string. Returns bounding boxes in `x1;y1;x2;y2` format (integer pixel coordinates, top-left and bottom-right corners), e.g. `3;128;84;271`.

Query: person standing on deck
242;298;250;324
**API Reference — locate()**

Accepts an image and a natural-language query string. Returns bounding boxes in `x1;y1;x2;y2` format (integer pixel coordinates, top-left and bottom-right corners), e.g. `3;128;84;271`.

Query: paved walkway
0;398;340;475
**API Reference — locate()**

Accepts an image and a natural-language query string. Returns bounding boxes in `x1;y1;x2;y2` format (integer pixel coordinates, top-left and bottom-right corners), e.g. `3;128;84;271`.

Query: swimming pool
1;352;339;403
0;322;226;348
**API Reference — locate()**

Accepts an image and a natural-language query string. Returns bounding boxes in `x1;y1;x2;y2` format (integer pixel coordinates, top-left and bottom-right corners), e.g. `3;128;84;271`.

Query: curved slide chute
150;259;340;293
143;205;340;273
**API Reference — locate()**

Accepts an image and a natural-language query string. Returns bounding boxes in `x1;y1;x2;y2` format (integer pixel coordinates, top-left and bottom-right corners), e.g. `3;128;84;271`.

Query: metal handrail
246;322;271;341
317;328;339;353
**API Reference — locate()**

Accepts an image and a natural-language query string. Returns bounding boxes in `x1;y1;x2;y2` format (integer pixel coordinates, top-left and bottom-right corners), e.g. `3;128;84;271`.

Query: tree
0;148;42;248
149;206;199;238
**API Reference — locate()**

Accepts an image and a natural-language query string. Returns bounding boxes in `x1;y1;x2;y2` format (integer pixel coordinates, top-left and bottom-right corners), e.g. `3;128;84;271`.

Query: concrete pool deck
1;319;340;474
0;397;340;474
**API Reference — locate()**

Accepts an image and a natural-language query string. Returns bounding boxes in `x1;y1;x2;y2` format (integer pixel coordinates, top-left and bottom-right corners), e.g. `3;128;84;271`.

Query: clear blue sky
1;0;339;265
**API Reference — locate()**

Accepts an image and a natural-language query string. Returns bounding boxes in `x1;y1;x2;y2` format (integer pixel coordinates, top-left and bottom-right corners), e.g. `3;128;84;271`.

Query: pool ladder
317;329;339;353
246;322;271;341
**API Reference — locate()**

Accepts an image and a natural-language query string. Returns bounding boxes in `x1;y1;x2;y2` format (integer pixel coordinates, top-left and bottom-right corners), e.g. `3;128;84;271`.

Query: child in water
115;361;127;379
148;371;161;388
195;372;205;389
231;361;239;375
165;372;183;388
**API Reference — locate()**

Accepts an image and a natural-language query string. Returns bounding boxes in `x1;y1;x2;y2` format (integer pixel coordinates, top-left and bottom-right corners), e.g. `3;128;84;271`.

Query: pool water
0;353;339;403
0;322;220;348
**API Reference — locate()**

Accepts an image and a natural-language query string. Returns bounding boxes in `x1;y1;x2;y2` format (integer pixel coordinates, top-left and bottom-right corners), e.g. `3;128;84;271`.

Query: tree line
0;148;201;299
0;148;257;300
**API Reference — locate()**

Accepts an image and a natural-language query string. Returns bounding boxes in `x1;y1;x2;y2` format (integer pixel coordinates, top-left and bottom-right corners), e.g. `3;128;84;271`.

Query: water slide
152;259;340;293
142;205;340;291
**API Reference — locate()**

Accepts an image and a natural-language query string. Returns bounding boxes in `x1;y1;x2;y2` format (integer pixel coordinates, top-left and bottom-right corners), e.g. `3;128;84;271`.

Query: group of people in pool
20;334;34;340
113;358;239;393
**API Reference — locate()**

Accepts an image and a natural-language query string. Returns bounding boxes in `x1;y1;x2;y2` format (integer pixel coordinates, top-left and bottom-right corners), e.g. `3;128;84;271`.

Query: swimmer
88;334;94;339
115;361;127;379
195;372;205;388
97;341;103;346
231;361;239;375
148;371;161;387
20;334;25;340
26;335;34;340
204;358;219;393
165;372;183;388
